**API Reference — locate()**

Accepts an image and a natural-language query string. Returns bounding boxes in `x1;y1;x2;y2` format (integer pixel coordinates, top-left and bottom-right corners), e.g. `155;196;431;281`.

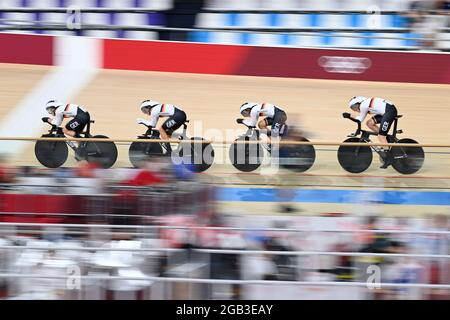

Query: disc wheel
175;137;215;173
391;138;424;174
229;136;264;172
337;137;373;173
83;135;118;169
129;138;164;168
34;135;68;168
279;137;316;172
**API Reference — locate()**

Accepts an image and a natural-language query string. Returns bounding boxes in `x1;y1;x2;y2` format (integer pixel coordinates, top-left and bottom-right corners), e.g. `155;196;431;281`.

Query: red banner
103;39;251;74
103;39;450;84
0;33;53;65
1;34;448;84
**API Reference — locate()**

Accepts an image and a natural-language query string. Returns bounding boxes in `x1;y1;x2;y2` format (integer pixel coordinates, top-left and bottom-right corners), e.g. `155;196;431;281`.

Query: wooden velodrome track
1;63;450;216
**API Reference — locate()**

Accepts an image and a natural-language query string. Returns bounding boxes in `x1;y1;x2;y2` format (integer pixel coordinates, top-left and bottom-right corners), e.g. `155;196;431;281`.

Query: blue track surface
216;188;450;206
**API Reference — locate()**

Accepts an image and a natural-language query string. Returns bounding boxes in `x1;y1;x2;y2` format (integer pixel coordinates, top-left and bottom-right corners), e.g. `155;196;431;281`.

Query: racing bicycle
128;121;215;173
337;113;424;174
229;120;316;172
35;120;118;169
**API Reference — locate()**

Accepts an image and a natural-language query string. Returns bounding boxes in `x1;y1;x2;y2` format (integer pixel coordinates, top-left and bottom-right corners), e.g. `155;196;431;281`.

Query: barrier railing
1;222;450;234
0;274;449;289
0;8;447;15
0;136;448;147
1;23;448;39
0;244;448;259
0;24;443;45
1;222;448;299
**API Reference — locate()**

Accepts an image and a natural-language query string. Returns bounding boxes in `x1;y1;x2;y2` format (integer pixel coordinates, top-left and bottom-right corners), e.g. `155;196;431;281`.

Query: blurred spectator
0;155;15;184
263;234;298;281
354;216;393;299
108;159;168;227
209;232;244;299
405;0;449;48
244;251;278;281
18;166;33;177
421;214;449;299
381;242;425;300
320;235;355;282
436;0;450;12
390;216;415;245
54;167;72;178
359;216;392;255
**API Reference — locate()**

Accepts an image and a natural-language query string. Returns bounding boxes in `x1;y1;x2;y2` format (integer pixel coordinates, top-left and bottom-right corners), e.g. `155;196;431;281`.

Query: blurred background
0;0;449;50
0;0;449;300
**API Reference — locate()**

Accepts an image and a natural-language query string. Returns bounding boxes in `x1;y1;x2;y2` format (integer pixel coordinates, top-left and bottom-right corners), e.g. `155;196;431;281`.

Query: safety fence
0;223;448;299
1;136;449;147
0;184;215;225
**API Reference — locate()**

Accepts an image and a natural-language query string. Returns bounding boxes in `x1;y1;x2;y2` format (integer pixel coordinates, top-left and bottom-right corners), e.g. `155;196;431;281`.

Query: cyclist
238;102;288;139
42;100;90;148
348;96;398;169
136;100;187;153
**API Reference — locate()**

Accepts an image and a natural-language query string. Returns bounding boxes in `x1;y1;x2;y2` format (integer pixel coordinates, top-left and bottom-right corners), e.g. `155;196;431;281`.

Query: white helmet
45;100;60;114
348;96;367;109
240;102;257;116
140;100;160;112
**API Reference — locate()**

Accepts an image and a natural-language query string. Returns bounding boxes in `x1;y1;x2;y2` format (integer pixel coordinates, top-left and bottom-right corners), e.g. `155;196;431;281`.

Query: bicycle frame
345;115;407;159
138;121;189;155
238;126;272;153
168;123;189;155
45;120;96;155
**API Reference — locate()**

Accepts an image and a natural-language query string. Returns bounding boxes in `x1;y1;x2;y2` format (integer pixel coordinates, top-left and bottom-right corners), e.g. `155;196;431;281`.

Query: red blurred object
75;161;99;178
123;169;166;187
158;215;197;248
116;169;166;200
0;194;82;216
0;166;8;183
0;194;84;225
428;262;450;300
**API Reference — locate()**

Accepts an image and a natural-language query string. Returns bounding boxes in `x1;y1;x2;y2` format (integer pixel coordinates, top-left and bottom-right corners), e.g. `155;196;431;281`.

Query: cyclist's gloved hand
342;112;351;119
51;125;63;135
41;117;50;123
236;118;243;124
137;118;149;126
